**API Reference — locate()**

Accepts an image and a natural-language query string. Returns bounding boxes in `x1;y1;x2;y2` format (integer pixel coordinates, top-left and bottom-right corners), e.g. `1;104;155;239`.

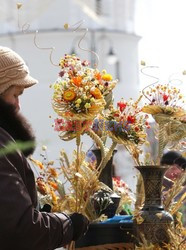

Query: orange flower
72;76;82;87
63;90;76;101
95;72;102;80
48;181;58;190
48;168;58;178
90;88;102;99
30;158;44;170
89;104;97;111
64;111;74;117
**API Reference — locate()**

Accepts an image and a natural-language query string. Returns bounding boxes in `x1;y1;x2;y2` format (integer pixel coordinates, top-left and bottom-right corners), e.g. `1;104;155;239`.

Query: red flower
135;126;139;132
163;94;169;102
117;101;126;112
127;115;136;124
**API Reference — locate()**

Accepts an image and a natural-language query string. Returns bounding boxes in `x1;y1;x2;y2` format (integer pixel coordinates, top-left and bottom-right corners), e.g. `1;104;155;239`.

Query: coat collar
0;97;36;156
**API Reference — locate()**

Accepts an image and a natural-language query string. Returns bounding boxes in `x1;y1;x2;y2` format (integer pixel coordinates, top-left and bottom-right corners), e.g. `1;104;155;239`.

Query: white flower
75;172;83;178
42;145;47;151
64;73;69;78
99;85;104;90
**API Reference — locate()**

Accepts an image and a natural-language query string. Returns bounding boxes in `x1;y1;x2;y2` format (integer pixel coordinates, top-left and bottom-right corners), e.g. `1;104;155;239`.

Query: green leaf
0;141;34;157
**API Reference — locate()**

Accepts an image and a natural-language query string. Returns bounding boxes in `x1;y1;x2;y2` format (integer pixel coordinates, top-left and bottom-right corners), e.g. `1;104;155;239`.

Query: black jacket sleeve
0;140;73;250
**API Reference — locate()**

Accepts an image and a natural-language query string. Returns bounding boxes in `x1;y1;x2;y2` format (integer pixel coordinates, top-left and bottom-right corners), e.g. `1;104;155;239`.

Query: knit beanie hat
0;46;38;94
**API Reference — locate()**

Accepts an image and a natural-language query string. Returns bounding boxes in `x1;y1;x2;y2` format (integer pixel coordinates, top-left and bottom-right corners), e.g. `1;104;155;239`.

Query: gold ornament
16;3;22;9
64;23;69;30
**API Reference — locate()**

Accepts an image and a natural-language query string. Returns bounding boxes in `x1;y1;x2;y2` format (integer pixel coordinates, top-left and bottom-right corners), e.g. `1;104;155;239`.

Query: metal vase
91;149;117;190
135;165;173;246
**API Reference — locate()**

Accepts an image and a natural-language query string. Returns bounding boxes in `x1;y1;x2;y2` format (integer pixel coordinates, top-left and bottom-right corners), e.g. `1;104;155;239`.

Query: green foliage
0;141;34;157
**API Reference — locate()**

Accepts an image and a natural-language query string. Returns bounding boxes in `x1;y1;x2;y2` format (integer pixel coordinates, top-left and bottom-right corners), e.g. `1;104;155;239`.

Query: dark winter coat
0;98;73;250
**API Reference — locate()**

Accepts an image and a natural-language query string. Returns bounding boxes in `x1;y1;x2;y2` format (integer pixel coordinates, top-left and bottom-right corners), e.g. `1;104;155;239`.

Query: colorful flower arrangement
142;84;185;116
51;54;118;121
142;83;186;161
103;97;150;165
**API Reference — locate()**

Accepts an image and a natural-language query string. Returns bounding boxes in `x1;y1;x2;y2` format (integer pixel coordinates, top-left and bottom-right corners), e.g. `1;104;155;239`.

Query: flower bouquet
51;54;117;121
142;83;186;161
104;97;149;165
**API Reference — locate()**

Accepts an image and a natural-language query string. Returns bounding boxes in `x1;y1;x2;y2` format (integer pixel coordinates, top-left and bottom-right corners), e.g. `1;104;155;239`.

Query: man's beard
0;97;36;157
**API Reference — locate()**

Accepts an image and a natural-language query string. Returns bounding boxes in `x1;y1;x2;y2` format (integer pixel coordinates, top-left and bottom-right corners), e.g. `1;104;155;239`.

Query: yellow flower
85;103;91;109
54;84;60;90
50;190;58;204
76;98;82;104
102;74;113;81
63;90;76;102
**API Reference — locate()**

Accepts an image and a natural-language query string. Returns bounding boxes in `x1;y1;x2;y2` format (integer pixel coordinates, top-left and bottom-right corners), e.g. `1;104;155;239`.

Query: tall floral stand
135;165;173;246
91;149;117;189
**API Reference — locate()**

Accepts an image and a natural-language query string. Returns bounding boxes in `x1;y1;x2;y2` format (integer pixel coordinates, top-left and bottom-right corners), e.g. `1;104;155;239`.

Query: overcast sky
135;0;186;92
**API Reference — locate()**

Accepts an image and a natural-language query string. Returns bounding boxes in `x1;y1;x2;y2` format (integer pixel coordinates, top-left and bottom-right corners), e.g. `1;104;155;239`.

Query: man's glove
40;204;52;212
69;213;89;241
